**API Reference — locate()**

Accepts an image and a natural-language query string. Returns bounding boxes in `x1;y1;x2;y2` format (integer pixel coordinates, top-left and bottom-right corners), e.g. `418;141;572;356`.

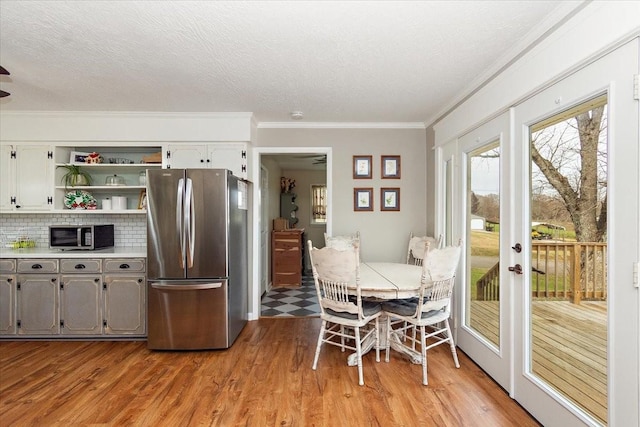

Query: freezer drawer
147;279;229;350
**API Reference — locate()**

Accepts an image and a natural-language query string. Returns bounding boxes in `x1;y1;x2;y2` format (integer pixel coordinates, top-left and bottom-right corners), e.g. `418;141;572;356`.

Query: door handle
512;243;522;253
177;178;185;268
151;282;222;291
185;178;195;268
508;264;523;274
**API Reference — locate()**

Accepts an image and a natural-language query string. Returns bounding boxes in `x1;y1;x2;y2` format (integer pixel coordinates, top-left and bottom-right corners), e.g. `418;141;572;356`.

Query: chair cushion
383;299;444;319
326;300;381;320
382;299;417;317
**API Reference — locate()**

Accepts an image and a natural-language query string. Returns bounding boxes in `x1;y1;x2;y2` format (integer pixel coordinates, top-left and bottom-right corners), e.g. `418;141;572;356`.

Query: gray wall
257;127;427;262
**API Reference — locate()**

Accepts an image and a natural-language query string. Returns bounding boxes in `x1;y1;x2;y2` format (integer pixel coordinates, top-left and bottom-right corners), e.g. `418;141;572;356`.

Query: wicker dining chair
406;232;443;265
324;231;361;250
385;240;462;385
308;239;382;386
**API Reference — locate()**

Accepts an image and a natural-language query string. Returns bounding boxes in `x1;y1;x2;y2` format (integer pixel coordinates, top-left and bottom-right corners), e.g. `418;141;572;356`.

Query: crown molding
257;122;426;129
0;111;254;119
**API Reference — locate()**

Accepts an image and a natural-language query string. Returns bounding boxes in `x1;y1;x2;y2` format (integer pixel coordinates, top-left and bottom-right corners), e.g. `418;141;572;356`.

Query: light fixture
290;111;304;120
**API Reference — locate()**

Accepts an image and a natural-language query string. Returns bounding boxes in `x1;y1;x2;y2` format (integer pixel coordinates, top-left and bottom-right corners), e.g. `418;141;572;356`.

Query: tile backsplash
0;214;146;248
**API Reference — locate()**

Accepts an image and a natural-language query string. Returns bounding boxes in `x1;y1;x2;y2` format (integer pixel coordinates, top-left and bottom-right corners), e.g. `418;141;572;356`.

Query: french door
440;38;639;426
453;111;512;391
511;38;639;427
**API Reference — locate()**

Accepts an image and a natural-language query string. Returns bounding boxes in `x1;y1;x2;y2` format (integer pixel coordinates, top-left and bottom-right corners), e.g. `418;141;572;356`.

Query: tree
470;192;479;215
530;105;607;242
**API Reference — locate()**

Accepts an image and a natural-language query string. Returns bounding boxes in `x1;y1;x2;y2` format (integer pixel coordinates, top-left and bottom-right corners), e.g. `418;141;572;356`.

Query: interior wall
280;169;326;270
425;126;436;236
256;127;427;262
260;156;282;227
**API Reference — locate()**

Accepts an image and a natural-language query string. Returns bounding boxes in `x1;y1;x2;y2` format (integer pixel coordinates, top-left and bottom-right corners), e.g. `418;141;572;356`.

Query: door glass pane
529;98;608;425
466;142;500;347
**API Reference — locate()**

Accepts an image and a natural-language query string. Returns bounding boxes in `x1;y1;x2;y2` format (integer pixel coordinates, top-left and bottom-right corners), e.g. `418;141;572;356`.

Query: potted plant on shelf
57;164;93;187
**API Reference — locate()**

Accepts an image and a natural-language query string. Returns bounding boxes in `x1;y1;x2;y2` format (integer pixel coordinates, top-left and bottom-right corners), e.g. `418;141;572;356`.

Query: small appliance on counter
49;224;114;250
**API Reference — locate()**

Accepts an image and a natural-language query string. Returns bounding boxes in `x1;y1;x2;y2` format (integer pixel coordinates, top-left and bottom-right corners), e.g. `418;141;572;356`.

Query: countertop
0;246;146;259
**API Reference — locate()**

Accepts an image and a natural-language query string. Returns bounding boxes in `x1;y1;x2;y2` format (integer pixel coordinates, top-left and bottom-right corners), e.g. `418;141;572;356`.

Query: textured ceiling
0;1;580;125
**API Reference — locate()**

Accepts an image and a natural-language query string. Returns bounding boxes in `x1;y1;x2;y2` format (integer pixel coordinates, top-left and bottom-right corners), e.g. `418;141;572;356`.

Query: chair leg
420;325;428;386
375;317;380;363
312;320;326;370
385;316;391;363
411;324;417;351
444;319;460;368
354;326;364;386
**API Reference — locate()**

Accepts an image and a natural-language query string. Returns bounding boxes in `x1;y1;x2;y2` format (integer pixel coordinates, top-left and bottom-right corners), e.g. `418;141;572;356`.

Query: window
311;184;327;224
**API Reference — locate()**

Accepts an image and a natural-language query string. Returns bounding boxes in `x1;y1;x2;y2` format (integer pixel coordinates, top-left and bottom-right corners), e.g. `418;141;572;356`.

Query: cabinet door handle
119;263;130;269
75;264;86;269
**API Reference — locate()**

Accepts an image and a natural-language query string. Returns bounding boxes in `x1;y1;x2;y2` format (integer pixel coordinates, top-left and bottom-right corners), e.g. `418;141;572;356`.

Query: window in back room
311;184;327;224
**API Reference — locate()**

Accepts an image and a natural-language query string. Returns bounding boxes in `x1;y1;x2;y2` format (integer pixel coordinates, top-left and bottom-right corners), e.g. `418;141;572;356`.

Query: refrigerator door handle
150;282;223;291
177;178;185;268
185;177;195;268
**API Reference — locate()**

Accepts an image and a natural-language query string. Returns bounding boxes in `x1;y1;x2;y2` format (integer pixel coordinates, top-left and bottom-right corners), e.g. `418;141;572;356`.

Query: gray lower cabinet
17;259;59;335
103;258;146;335
60;258;103;335
0;259;17;334
0;257;146;338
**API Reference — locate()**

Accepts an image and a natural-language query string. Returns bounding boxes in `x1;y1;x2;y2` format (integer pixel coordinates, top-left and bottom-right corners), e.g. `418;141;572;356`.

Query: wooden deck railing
476;242;607;304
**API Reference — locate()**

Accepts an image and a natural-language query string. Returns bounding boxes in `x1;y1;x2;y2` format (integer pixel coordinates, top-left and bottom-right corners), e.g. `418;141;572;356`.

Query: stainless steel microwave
49;224;114;250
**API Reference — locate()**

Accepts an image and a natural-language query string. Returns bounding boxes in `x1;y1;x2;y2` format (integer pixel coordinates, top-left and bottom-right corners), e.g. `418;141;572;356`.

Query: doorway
250;147;332;320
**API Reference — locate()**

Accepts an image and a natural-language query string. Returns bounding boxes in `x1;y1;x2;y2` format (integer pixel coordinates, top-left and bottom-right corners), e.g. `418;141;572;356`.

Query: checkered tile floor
260;276;320;317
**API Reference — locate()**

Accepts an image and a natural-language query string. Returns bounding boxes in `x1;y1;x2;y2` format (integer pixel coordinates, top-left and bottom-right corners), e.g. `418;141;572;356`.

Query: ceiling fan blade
0;65;9;75
0;90;10;98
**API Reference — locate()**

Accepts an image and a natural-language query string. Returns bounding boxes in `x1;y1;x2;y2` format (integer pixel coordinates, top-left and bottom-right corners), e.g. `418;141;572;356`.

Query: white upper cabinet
0;144;53;211
165;143;250;180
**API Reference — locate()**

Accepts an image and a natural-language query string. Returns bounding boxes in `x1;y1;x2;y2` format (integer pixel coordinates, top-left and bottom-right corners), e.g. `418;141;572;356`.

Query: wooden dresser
271;229;304;288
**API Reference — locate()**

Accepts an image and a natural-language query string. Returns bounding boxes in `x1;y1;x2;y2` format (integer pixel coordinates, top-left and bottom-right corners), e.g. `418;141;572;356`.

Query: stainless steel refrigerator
146;169;248;350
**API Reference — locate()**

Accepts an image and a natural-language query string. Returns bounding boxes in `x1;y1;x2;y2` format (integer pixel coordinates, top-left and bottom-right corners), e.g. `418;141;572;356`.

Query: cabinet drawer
274;253;300;268
104;258;145;273
17;259;59;273
273;232;303;241
273;240;301;251
60;259;102;274
0;259;16;273
273;272;302;287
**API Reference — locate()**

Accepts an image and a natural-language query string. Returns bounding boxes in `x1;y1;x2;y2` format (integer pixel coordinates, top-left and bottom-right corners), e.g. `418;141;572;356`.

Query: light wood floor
0;317;540;426
470;300;607;424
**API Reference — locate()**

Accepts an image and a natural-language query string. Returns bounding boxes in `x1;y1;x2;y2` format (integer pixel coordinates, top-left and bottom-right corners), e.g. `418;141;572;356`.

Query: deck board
469;300;607;425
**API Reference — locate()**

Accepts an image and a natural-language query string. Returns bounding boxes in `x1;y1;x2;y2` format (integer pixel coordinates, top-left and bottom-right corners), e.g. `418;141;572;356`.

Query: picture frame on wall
353;155;373;179
381;155;401;179
380;187;400;211
354;188;373;211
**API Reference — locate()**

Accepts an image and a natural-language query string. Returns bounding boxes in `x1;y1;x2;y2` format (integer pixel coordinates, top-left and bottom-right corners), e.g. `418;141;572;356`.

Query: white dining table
345;262;425;366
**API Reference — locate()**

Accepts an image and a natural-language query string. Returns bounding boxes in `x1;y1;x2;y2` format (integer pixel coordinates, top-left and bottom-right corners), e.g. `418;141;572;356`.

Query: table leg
346;315;423;366
388;331;422;364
